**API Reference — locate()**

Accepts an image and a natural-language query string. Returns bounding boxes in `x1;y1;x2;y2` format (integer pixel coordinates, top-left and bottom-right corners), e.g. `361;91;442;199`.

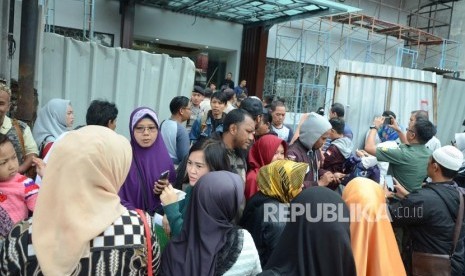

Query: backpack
341;154;380;186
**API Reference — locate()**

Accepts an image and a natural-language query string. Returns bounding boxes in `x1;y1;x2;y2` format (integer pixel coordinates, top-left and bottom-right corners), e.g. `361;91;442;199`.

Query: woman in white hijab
0;125;161;275
32;98;74;157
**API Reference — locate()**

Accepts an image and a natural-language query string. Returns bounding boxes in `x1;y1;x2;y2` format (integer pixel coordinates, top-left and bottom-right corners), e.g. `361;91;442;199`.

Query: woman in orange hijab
342;177;406;276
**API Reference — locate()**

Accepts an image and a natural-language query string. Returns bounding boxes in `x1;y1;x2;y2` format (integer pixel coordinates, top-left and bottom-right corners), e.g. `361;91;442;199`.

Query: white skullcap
432;145;464;171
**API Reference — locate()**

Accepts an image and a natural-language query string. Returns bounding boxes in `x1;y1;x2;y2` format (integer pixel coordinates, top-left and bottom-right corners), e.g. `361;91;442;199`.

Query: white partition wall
333;60;437;149
39;33;195;138
436;77;465;144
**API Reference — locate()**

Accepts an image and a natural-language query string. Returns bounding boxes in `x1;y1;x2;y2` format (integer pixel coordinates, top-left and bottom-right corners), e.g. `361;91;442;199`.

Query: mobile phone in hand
384;116;392;125
385;175;395;192
159;170;170;181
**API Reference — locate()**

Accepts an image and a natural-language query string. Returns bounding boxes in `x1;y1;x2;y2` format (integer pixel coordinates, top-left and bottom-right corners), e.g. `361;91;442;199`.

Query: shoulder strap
135;209;153;276
429;184;464;256
12;119;26;156
451;188;464;256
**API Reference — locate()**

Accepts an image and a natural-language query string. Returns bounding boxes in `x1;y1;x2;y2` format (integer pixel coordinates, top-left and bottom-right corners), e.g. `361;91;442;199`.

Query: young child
0;133;39;244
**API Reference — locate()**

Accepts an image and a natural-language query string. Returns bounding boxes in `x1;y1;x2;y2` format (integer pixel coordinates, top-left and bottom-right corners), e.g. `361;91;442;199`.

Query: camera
384;117;391;125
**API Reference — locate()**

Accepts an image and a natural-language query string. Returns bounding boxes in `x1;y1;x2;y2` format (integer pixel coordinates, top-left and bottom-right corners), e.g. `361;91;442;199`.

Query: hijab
161;171;244;276
342;177;406;276
263;187;356;276
257;160;308;203
32;98;70;145
118;107;175;215
245;135;287;199
32;126;132;276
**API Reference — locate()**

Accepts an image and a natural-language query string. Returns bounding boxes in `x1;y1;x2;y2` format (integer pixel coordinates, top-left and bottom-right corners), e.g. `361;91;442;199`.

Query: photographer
364;116;434;192
387;146;465;276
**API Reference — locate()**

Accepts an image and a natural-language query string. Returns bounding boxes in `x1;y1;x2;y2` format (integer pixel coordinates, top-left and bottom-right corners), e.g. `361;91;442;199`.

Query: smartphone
385;175;395;192
384;116;392;125
159;170;170;181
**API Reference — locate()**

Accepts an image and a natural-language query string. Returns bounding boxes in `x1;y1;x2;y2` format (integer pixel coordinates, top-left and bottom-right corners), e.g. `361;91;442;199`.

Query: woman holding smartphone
119;107;176;216
160;138;231;237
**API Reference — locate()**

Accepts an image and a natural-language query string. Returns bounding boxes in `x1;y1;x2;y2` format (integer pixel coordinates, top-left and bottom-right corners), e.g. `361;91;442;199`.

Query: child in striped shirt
0;133;39;242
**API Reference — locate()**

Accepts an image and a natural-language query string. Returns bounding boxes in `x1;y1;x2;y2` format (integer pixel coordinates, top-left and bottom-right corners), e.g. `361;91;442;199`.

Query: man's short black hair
382;110;396;119
223;109;252;133
204;88;213;98
413;110;428;120
223;89;236;101
329;117;345;135
330;103;345;117
263;95;273;106
211;91;228;105
169;96;189;114
86;100;118;126
431;156;459;178
193;85;205;96
240;98;262;120
270;100;285;112
262;111;272;124
414;118;435;144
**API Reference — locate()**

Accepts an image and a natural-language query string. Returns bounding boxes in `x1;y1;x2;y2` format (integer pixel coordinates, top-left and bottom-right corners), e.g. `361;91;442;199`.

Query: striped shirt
224;229;262;276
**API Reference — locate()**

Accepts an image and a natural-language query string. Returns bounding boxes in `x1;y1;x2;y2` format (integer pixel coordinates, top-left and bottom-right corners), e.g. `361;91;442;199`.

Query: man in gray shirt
160;96;191;165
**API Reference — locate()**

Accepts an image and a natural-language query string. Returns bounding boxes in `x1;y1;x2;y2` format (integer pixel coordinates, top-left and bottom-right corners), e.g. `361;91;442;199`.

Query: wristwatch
370;125;378;130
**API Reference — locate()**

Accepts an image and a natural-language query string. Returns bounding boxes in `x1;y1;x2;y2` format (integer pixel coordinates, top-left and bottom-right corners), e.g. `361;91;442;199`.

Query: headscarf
32;98;70;145
118;107;176;215
257;160;308;203
263;187;356;276
342;177;406;276
32;125;132;276
161;171;244;276
245;135;287;199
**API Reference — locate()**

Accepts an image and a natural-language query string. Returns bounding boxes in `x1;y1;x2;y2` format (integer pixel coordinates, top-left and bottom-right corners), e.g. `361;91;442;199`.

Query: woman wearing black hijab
160;171;261;276
259;187;356;276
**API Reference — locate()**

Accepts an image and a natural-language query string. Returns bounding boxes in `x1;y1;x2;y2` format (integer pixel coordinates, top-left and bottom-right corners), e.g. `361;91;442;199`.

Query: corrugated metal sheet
437;77;465;144
334;60;437;149
39;33;195;138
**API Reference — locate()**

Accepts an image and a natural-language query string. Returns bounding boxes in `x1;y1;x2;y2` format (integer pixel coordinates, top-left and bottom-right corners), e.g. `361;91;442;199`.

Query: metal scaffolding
327;11;461;71
264;1;462;116
264;19;332;121
44;0;95;42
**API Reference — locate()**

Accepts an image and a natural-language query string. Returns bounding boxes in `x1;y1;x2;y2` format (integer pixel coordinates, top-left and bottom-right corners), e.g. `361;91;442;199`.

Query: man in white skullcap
387;145;465;275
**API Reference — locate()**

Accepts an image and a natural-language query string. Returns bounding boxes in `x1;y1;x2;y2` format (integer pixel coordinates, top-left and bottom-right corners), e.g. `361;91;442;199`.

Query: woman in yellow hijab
240;159;308;266
342;177;406;276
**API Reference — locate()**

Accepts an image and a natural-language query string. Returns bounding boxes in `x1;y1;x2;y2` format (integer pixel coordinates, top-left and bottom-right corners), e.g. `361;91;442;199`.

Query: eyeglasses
406;128;415;134
134;126;157;133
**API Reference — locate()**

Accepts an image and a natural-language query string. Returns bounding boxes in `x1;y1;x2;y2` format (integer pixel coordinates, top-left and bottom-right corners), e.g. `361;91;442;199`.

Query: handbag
135;209;153;276
411;186;464;276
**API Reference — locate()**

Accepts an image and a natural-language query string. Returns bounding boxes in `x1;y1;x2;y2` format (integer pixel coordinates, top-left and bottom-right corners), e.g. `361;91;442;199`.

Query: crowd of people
0;77;465;276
